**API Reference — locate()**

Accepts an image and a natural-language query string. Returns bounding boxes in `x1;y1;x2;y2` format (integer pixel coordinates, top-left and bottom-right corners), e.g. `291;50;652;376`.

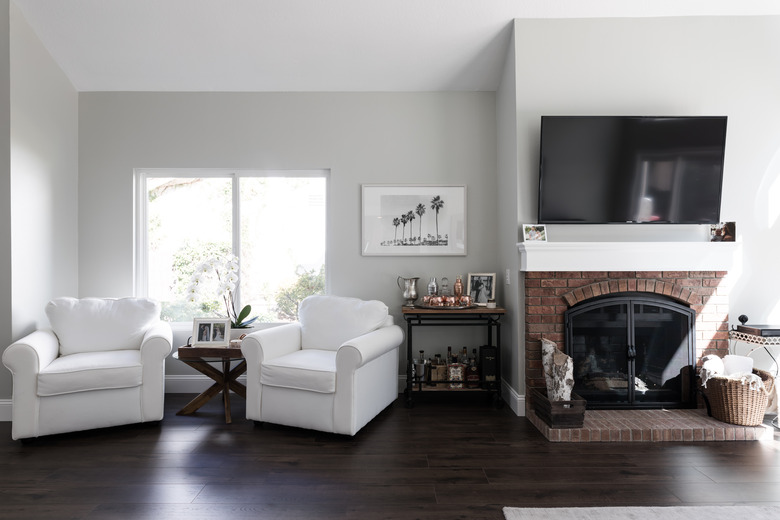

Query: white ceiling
13;0;780;92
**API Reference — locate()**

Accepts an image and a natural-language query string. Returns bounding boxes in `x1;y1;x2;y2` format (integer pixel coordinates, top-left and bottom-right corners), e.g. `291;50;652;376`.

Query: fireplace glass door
565;294;695;409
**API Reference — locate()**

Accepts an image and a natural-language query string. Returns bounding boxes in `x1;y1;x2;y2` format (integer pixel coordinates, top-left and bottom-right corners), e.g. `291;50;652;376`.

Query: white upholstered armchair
2;297;172;440
242;295;403;435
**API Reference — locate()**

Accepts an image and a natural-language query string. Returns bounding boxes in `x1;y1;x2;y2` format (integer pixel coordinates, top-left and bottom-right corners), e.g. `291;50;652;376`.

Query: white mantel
517;241;737;272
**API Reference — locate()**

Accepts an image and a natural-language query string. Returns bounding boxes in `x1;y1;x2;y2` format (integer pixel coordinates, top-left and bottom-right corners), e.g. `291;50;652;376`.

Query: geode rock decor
541;338;574;401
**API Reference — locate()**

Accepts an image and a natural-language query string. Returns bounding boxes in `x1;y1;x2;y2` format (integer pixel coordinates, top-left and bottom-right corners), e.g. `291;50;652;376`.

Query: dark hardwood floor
1;392;779;519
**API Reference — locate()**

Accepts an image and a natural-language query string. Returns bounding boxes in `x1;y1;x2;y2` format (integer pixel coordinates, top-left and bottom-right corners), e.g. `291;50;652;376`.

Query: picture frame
710;221;736;242
466;272;496;306
361;184;466;256
192;318;231;347
523;223;547;242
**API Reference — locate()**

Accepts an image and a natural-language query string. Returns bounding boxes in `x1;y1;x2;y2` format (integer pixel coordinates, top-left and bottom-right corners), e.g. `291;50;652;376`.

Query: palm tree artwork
378;194;447;247
430;195;444;245
415;203;426;242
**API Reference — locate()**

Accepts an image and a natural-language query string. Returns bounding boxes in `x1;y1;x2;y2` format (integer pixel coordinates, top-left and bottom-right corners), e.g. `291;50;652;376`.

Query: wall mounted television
538;116;727;224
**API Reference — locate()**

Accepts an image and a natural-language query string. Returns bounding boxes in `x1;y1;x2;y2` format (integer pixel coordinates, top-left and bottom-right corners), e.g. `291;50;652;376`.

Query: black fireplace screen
564;294;696;409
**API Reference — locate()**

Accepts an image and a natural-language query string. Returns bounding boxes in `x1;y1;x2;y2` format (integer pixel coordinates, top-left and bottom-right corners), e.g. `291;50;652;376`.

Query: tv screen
538;116;727;224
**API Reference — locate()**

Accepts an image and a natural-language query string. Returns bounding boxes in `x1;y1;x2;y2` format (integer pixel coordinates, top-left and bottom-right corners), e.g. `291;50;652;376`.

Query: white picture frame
192;318;231;347
361;184;466;256
466;272;496;306
523;223;548;242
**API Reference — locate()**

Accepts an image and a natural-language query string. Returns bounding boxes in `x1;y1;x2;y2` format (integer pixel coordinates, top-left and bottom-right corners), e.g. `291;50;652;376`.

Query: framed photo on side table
192;318;231;347
466;273;496;306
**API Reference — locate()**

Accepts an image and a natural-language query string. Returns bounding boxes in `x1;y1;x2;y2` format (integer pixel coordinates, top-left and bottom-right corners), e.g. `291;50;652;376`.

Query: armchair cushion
46;297;161;356
37;350;143;396
261;350;337;393
299;295;389;351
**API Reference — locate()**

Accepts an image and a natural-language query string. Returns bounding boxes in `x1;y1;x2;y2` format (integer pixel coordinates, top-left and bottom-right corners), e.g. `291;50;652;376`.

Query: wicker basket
700;368;775;426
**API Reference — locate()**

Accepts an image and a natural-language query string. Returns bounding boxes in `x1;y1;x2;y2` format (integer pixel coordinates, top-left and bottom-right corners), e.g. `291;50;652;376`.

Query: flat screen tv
538;116;727;224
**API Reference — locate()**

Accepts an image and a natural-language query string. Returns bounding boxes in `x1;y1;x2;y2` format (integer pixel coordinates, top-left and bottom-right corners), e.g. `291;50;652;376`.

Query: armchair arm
139;321;172;421
140;321;173;361
3;329;59;375
336;325;404;371
241;323;302;366
241;323;302;422
2;330;60;440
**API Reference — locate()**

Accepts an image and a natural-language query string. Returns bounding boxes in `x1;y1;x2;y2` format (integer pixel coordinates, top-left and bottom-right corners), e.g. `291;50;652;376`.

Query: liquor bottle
447;346;453;364
460;347;468;364
466;351;480;388
425;358;433;386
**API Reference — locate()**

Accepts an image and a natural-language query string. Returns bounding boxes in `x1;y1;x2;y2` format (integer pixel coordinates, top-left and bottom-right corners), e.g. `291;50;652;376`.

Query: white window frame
134;168;329;317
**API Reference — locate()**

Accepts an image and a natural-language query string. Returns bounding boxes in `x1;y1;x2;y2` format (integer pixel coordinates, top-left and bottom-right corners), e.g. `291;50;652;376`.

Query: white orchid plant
186;255;257;328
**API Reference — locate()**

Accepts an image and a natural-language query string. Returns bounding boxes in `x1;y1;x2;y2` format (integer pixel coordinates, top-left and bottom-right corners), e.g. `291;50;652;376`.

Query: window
136;169;327;323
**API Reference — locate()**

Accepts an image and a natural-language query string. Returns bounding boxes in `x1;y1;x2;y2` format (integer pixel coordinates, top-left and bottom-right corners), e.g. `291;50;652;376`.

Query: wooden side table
174;344;247;423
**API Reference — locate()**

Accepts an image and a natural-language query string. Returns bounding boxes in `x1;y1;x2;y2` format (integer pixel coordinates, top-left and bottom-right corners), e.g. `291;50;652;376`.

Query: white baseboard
0;399;11;422
165;374;247;394
0;376;526;422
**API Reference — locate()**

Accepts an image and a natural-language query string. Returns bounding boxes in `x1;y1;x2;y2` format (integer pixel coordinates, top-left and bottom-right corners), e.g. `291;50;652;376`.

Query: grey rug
503;506;780;520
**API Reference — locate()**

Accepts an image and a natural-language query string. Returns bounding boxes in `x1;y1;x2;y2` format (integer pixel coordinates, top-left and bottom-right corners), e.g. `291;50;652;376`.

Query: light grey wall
78;92;499;376
496;28;523;413
0;2;78;399
0;1;12;398
514;16;780;372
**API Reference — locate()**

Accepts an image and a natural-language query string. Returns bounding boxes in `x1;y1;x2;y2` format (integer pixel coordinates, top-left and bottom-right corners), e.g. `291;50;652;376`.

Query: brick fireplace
514;241;764;441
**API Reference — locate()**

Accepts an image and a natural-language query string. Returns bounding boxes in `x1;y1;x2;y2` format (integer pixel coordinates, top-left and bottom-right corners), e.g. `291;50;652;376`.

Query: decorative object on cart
453;275;463;297
192;318;231;347
479;345;498;389
710;221;736;242
531;387;586;428
427;277;438;295
419;293;473;308
541;338;574;401
186;254;258;329
397;276;420;306
361;184;466;256
440;277;450;296
466;272;496;306
523;223;547;242
699;354;775;426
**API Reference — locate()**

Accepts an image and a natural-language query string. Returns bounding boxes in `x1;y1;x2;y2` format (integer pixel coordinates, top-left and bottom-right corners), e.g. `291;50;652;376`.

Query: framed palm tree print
361;185;466;256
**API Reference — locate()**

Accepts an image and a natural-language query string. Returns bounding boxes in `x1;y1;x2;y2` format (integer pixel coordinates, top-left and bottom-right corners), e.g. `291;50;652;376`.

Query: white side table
728;330;779;428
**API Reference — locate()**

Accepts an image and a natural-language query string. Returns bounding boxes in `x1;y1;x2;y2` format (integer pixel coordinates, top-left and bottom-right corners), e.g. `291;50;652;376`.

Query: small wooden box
531;387;586;429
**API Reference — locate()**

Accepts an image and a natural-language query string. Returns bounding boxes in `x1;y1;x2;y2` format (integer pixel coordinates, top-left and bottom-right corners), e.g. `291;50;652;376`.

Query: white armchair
2;297;172;440
242;295;403;435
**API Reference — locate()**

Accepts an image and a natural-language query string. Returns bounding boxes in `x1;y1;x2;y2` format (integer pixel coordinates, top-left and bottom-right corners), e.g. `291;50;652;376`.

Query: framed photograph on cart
466;273;496;306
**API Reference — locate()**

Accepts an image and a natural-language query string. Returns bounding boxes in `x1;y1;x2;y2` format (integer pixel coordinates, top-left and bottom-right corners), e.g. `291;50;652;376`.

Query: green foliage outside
274;266;325;321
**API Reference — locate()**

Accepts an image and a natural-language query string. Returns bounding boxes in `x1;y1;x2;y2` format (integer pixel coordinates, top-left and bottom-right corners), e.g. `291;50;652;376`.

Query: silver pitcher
397;276;420;306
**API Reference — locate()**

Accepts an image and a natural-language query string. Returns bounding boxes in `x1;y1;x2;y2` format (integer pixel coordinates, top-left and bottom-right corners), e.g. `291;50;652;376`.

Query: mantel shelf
517;241;737;272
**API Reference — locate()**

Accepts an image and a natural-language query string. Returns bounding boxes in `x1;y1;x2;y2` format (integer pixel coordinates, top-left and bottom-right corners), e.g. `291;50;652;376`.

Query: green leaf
237;305;251;323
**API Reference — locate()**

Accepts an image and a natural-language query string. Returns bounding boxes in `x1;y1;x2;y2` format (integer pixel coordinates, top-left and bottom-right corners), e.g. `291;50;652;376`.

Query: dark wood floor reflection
1;392;779;519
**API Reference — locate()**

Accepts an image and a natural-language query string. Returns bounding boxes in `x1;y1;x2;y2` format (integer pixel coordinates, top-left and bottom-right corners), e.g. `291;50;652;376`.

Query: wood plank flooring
1;392;779;519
